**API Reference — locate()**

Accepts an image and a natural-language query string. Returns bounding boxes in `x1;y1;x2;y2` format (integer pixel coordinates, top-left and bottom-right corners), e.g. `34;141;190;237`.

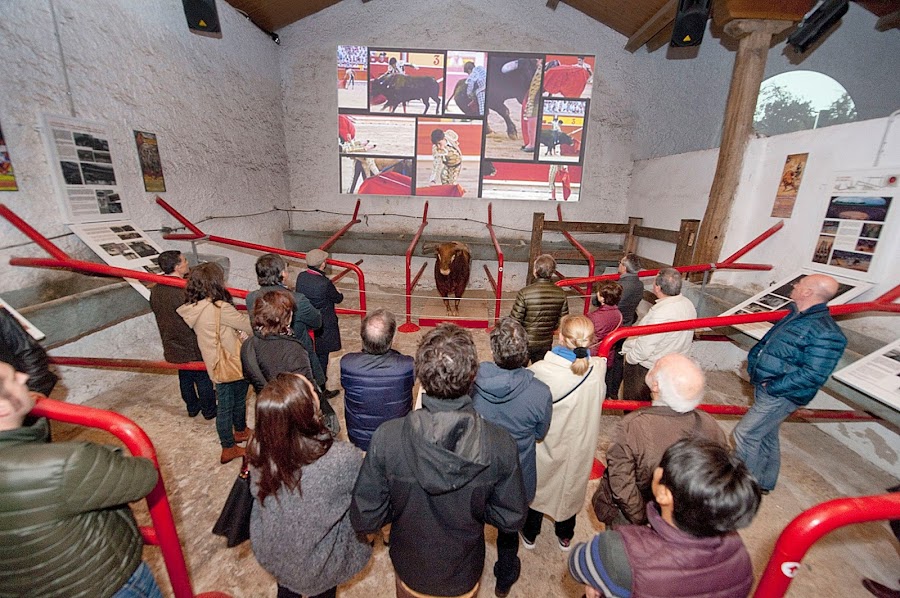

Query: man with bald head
734;273;847;494
592;354;726;526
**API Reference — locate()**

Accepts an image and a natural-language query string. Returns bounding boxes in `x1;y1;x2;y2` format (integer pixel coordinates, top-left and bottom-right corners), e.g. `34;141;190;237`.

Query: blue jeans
215;379;249;448
733;385;798;491
178;369;216;418
113;561;163;598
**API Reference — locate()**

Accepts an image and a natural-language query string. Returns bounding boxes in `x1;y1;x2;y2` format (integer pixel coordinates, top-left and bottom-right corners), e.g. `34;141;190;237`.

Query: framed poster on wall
39;114;126;224
337;46;594;200
833;339;900;412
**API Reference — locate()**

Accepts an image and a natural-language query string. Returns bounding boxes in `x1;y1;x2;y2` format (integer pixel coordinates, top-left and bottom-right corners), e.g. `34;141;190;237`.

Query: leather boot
233;428;253;443
220;445;245;464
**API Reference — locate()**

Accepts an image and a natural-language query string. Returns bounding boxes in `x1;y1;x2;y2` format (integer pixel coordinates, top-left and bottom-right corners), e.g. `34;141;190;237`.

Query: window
754;71;857;136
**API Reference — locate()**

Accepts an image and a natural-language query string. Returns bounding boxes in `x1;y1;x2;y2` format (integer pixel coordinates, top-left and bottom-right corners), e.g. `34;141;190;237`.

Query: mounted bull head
424;241;471;316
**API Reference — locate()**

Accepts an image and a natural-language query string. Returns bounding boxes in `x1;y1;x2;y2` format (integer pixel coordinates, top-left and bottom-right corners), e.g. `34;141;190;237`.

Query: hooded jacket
177;299;251;384
350;394;527;596
0;418;158;598
471;362;552;502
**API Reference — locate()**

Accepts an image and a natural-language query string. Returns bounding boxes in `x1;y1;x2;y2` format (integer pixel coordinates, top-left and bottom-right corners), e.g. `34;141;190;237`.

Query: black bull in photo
370;74;440;114
450;58;539;139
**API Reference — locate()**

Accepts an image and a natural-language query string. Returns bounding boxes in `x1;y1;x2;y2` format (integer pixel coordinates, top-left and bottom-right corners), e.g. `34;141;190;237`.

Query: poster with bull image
337;46;594;200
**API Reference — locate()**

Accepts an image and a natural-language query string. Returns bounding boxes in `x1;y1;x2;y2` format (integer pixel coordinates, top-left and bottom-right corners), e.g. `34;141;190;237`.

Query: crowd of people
0;248;865;597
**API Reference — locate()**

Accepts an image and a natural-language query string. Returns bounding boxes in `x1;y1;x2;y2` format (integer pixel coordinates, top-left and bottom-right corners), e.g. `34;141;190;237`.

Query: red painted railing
319;199;362;252
485;203;505;323
399;202;429;333
556;204;595;310
30;397;227;598
155;197;366;316
754;492;900;597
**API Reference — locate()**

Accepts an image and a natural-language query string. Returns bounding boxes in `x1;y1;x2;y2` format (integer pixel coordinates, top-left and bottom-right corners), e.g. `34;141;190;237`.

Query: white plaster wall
0;0;290;295
277;0;639;249
629;2;900;160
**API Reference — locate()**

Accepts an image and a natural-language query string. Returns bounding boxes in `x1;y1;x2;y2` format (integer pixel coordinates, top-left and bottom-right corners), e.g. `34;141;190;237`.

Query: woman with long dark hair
177;262;252;464
248;373;371;598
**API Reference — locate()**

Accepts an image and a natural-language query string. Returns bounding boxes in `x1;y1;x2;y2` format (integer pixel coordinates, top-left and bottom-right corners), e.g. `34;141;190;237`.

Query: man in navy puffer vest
734;273;847;493
341;309;414;451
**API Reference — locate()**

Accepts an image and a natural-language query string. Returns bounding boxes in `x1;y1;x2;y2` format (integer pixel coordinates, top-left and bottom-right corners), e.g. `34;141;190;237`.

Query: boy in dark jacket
472;317;552;597
351;324;527;597
570;438;761;598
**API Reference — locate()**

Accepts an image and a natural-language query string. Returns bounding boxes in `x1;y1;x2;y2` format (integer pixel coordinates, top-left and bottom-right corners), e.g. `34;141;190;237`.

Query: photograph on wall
770;152;808;218
368;49;445;115
537;99;585;163
414;117;483;197
720;270;871;340
337;45;369;110
833;338;900;412
134;130;166;192
337;47;594;200
69;221;164;299
0;121;18;191
39;114;127;223
807;168;898;281
481;161;582;202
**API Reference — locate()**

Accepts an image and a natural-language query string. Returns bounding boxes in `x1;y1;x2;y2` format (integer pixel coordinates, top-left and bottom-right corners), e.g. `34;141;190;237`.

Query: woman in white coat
523;314;605;550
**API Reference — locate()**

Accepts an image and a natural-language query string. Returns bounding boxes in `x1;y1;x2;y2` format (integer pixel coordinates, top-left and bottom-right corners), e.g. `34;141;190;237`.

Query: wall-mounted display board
809;167;898;281
337;46;593;201
69;221;164;300
40;114;126;224
719;270;872;340
0;121;18;191
833;338;900;412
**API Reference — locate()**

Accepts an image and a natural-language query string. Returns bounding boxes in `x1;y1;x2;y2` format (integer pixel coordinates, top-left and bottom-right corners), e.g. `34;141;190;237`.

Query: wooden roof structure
223;0;900;47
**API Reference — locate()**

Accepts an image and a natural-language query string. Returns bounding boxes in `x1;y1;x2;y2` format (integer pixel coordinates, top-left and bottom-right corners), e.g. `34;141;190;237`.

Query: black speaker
670;0;711;47
182;0;222;38
787;0;849;53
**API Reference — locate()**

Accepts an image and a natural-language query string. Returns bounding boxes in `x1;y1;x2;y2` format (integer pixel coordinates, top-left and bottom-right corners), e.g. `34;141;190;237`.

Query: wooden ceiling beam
875;8;900;30
624;0;678;53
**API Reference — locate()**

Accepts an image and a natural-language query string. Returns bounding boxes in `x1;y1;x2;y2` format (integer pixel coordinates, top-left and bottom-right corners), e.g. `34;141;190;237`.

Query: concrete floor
50;285;899;598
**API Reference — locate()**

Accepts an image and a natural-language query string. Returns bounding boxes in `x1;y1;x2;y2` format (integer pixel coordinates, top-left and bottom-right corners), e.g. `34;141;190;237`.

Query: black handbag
212;457;254;547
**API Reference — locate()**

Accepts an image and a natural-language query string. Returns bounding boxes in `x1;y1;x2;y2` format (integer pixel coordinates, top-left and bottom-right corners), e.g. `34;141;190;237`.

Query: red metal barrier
319;199;362;252
754;492;900;597
721;220;784;264
399;202;429;333
29;397;224;598
556;204;595;312
485;203;505;324
48;356;207;371
155;197;366;317
601;400;876;421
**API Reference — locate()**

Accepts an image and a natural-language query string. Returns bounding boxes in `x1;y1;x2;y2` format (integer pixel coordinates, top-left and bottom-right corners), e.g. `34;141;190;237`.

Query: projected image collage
337;46;594;201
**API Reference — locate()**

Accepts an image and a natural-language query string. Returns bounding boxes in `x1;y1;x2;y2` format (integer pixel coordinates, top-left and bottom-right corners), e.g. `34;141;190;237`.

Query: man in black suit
296;248;344;399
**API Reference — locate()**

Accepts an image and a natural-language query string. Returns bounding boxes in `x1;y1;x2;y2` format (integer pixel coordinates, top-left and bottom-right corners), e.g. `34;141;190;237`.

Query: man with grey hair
621;267;696;401
591;353;725;526
511;254;569;363
340;309;415;451
606;253;643;399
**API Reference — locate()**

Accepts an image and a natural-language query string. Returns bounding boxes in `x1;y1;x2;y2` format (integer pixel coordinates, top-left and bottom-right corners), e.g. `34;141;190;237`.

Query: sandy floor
48;284;900;597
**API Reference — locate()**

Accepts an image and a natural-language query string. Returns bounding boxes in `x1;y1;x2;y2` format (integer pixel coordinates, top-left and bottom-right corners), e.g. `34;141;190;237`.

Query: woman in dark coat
241;291;339;434
295;249;344;399
248;373;371;598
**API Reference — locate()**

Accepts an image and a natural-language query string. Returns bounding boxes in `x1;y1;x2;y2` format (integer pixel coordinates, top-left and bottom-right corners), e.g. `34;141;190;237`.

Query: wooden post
528;212;545;284
625;217;642;255
673;219;700;266
693;19;794;267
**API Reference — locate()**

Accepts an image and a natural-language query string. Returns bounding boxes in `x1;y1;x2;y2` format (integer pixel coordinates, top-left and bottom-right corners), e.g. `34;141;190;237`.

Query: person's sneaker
322;388;341;400
202;411;217;420
519;531;536;550
557;536;572;552
220;445;245;464
187;409;200;418
233;428;253;443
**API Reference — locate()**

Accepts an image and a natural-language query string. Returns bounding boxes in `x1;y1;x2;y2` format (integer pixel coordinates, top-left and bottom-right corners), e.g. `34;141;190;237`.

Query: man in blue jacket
734;273;846;494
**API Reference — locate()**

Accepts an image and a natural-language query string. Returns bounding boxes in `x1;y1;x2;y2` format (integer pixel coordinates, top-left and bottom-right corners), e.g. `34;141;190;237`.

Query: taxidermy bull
425;241;471;316
370;74;440;114
450;57;539;139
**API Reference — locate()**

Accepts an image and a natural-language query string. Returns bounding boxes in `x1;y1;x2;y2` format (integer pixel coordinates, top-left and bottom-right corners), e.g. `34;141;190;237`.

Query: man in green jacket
511;254;569;363
0;361;161;598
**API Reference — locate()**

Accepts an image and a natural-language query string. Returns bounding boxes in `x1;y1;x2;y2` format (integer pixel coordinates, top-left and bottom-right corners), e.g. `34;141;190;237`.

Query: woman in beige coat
178;262;253;464
523;315;605;550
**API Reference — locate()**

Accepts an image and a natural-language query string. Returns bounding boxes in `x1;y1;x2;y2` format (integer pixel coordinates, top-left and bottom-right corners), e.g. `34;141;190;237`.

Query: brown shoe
220;445;246;464
233;428;253;443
